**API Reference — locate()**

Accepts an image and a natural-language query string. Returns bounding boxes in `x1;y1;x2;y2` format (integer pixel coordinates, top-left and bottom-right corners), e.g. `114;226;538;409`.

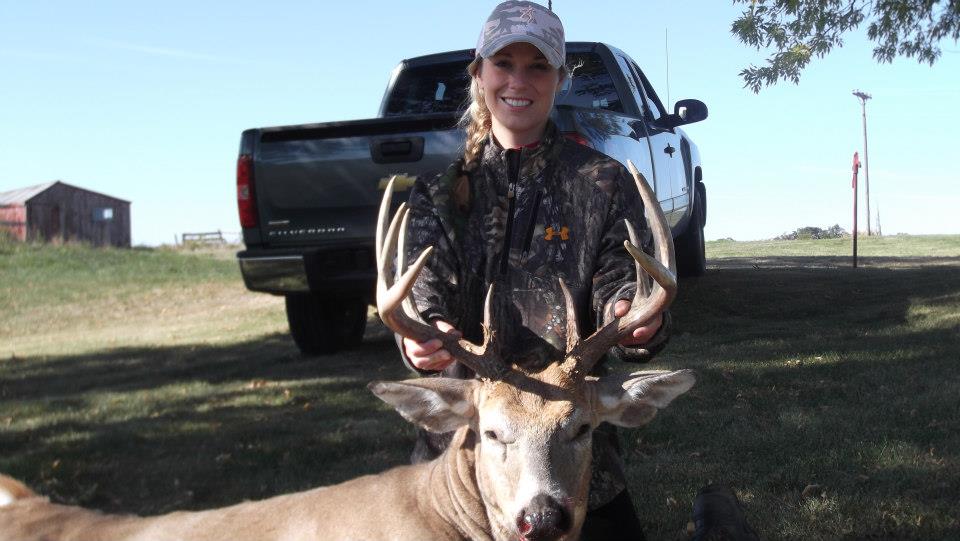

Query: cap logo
518;6;536;23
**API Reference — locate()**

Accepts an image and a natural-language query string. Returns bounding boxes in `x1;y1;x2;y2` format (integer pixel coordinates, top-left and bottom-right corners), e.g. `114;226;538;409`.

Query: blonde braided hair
459;58;490;170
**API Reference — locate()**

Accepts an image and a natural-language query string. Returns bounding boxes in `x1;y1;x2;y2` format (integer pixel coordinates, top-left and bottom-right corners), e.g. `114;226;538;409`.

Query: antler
376;177;508;380
563;160;678;375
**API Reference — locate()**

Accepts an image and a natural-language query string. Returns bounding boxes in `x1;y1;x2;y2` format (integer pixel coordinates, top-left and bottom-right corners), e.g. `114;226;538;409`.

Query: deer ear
369;378;478;433
594;369;695;428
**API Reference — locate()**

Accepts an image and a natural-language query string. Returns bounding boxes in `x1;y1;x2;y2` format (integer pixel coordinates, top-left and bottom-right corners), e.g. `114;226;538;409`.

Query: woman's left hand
613;300;663;347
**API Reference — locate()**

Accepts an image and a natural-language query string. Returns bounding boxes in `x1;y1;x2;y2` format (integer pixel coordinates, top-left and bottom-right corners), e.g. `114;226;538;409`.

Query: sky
1;1;958;245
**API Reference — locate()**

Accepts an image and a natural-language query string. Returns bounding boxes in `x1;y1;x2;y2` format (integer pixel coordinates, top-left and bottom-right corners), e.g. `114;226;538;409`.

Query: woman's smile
477;41;562;147
501;96;533;108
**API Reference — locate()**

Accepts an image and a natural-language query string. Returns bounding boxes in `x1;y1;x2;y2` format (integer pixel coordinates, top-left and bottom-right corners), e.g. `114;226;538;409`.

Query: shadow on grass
0;319;414;514
0;320;401;401
1;256;958;538
628;256;960;538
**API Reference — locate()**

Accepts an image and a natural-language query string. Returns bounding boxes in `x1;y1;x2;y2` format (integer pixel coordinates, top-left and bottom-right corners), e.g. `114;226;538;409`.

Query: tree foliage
732;0;960;92
775;224;849;240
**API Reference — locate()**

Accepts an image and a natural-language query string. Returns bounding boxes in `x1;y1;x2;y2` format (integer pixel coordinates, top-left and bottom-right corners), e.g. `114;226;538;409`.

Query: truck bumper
237;245;375;299
239;255;310;293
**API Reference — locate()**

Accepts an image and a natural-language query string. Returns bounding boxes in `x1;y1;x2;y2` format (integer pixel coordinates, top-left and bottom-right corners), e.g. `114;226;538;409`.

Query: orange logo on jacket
544;226;569;241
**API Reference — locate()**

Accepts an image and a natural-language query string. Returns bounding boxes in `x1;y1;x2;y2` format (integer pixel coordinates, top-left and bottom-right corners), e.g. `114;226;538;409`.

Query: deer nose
517;494;571;541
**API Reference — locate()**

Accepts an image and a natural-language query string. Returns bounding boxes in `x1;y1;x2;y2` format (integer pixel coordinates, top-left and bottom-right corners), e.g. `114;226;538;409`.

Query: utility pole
852;152;860;268
852;90;872;235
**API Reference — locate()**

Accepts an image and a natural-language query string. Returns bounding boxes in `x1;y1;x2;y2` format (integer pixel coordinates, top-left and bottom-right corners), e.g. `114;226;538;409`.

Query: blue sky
2;1;958;245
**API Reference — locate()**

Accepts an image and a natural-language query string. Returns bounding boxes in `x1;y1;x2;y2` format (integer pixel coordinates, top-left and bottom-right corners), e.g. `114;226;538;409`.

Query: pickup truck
236;42;708;355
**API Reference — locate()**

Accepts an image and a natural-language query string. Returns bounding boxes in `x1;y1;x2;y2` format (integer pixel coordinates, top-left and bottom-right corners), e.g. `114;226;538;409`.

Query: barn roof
0;181;58;205
0;181;130;205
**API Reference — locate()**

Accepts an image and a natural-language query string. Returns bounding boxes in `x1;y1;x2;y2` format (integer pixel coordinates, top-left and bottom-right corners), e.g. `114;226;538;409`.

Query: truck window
384;52;623;117
630;61;668;119
558;52;623;113
613;54;647;118
384;61;472;116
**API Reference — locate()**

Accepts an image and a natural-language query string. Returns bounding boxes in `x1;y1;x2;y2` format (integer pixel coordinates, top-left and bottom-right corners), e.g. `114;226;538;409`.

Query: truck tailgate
252;114;461;246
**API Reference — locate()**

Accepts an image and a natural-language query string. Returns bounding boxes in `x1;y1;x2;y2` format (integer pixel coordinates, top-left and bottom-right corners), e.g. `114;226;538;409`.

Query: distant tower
876;206;882;237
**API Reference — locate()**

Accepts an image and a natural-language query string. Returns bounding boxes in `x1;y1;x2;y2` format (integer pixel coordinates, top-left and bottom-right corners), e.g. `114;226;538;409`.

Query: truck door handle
370;136;425;164
664;144;675;157
381;141;411;155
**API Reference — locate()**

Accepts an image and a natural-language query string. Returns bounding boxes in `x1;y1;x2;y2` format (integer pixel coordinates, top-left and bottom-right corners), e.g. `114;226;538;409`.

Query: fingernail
440;351;451;361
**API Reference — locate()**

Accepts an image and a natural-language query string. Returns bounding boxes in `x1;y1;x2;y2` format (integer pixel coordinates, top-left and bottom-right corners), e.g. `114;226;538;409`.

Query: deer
0;161;694;541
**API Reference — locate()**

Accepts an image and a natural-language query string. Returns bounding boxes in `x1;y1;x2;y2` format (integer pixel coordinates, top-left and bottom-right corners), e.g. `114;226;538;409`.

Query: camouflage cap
476;1;565;69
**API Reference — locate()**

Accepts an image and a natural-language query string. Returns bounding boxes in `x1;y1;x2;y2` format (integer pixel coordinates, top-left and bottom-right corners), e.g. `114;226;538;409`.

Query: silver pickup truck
236;42;708;355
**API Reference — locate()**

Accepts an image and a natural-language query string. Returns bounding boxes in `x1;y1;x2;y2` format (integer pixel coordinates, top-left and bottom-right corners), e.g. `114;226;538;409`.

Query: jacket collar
481;120;560;170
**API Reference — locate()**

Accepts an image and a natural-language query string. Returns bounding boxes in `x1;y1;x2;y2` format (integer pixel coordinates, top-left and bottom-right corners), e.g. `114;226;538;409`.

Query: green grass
0;241;287;356
707;233;960;259
1;236;959;539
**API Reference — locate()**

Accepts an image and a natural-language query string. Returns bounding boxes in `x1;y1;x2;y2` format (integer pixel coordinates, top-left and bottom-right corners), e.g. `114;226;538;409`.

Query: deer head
371;163;694;541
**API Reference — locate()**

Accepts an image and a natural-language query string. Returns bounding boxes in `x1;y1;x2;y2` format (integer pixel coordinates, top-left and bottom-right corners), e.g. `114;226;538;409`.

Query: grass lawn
1;235;958;539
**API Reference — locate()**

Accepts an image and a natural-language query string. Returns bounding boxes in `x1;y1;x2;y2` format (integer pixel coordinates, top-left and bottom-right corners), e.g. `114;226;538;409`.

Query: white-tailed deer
0;162;693;541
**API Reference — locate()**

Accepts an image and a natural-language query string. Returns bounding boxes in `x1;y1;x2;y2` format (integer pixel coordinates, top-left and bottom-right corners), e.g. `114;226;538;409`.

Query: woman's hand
402;320;461;371
613;300;663;347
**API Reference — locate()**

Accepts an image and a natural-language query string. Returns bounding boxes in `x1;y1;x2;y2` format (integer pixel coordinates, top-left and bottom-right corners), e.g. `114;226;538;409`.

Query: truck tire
676;196;706;277
285;295;368;355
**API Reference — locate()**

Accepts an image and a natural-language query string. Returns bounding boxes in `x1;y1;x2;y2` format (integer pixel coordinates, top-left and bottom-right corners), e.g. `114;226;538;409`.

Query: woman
399;1;670;538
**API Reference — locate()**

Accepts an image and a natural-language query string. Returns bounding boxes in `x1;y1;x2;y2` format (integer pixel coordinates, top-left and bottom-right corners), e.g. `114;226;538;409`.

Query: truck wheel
676;197;706;277
285;295;368;355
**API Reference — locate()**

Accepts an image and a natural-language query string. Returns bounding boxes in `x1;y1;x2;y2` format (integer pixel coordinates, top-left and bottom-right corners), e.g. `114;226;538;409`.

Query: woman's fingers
613;306;663;347
403;320;460;371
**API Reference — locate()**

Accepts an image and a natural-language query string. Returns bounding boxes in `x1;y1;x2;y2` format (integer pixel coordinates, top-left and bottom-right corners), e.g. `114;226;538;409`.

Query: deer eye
573;423;591;440
483;430;500;441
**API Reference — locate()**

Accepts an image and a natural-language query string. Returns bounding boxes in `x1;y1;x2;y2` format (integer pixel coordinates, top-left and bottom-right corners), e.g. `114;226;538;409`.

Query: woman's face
476;42;562;147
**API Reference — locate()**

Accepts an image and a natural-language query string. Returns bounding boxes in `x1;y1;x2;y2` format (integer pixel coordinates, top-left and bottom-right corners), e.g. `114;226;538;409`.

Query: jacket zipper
520;188;544;258
499;149;521;276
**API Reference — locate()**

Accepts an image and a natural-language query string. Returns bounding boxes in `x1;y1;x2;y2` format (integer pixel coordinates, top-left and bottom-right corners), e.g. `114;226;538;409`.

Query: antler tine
375;176;397;270
566;160;677;374
559;278;580;354
624;220;652;299
375;181;508;380
480;283;495;347
398;208;428;324
627;160;676;277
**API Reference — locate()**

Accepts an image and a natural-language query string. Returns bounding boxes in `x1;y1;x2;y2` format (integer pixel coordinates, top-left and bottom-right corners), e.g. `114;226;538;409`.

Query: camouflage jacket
401;121;670;370
398;123;672;509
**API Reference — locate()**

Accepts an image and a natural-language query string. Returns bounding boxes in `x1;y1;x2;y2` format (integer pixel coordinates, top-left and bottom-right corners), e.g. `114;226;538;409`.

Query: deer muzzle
517;493;572;541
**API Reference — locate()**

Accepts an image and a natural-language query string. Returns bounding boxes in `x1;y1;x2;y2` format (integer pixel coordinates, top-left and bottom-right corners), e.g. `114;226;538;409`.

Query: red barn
0;181;131;247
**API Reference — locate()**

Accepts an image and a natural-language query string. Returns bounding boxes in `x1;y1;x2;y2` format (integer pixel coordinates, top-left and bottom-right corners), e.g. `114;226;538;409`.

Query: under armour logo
544;226;569;241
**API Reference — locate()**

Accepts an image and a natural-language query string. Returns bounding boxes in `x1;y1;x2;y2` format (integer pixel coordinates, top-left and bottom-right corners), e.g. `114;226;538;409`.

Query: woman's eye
494;60;512;69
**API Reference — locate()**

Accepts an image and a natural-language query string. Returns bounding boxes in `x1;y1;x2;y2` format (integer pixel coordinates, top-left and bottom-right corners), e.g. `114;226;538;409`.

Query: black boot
579;490;646;541
691;484;760;541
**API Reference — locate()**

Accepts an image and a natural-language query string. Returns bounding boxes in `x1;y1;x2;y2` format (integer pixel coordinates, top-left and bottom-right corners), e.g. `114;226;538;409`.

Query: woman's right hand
403;320;461;371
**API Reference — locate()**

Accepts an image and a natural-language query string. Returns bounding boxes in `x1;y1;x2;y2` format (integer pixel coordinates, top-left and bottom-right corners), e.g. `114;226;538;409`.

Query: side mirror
653;99;708;130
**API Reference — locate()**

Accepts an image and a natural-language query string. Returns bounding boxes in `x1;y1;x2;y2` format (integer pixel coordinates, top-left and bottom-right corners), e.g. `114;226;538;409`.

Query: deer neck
421;427;497;541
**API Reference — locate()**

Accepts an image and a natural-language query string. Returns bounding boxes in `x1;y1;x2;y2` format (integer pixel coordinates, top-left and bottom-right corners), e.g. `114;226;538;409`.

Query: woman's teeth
502;97;532;107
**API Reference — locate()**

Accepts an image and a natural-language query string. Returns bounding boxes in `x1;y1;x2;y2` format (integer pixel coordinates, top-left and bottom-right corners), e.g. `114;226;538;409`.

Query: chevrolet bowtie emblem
378;174;417;191
544;226;569;241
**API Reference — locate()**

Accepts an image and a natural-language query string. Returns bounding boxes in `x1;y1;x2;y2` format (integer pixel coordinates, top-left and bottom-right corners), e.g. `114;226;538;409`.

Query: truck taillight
562;131;593;148
237;154;257;228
